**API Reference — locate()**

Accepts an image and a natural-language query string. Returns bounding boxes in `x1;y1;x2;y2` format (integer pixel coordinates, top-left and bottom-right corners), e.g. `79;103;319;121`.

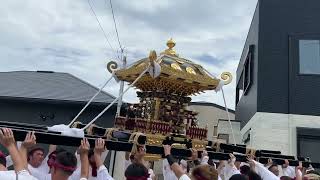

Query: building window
236;45;254;104
299;40;320;74
213;126;218;136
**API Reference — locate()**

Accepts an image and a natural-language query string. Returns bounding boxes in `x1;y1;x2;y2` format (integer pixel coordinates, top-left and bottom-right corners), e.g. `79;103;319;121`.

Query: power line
107;0;123;52
87;0;118;60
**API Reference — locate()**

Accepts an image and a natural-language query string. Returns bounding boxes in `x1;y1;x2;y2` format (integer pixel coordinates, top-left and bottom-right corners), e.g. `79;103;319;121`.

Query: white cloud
0;0;258;110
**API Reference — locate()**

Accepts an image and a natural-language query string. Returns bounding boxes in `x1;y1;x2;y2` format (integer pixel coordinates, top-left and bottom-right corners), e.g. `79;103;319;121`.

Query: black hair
280;176;292;180
248;171;262;180
230;174;247;180
240;165;250;175
55;151;77;175
125;163;149;178
268;164;278;171
0;156;6;167
28;146;45;157
49;148;66;158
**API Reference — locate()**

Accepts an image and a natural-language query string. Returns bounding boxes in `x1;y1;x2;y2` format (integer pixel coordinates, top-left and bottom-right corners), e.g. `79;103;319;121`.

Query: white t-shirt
0;170;38;180
28;155;50;176
179;174;191;180
79;165;113;180
70;150;109;180
163;159;178;180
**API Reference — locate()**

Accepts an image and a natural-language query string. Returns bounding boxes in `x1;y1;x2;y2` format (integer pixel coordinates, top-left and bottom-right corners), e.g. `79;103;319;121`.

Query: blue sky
0;0;258;109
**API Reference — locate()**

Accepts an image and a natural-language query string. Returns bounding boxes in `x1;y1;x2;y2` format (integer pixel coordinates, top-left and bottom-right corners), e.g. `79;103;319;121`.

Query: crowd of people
0;127;319;180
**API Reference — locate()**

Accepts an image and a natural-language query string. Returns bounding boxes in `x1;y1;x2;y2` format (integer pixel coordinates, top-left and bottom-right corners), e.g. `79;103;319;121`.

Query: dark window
299;40;320;74
236;45;254;104
213;126;218;136
297;127;320;163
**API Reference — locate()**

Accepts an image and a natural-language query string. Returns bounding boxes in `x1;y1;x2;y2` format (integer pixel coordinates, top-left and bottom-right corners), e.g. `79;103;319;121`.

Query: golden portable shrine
109;38;232;159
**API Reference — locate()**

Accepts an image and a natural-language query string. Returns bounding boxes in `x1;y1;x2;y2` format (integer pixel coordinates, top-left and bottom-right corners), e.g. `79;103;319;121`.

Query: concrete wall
217;120;241;145
188;104;236;141
241;112;320;156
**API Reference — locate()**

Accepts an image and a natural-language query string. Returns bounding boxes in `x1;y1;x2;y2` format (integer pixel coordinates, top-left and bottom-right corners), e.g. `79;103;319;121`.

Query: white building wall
217;120;241;144
241;112;320;156
188;104;236;141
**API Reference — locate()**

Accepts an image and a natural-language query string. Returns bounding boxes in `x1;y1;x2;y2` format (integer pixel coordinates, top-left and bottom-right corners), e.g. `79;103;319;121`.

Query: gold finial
161;38;178;56
167;38;176;49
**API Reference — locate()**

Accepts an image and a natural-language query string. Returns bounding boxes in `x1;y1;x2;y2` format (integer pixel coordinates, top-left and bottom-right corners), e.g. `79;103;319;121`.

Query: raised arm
48;145;57;156
0;128;24;172
223;153;240;179
247;157;279;180
163;145;190;179
94;138;113;180
79;138;90;180
20;131;36;169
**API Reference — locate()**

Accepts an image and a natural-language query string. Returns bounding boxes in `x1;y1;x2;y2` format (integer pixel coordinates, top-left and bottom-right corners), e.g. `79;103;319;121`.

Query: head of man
51;151;77;180
131;145;146;164
230;174;247;180
0;151;7;171
125;163;149;180
28;146;45;168
191;164;218;180
235;161;241;170
47;149;67;173
268;164;280;176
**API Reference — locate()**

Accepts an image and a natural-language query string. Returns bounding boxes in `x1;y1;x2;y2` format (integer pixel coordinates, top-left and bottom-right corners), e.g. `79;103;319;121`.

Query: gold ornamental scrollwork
171;63;182;71
220;72;232;85
186;67;196;75
107;61;118;73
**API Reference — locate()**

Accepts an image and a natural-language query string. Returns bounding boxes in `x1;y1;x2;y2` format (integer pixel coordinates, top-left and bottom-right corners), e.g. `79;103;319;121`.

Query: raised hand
229;153;236;164
79;138;90;155
282;159;289;168
247;154;256;171
163;145;171;156
94;138;106;156
0;128;16;148
266;158;273;167
201;150;208;158
190;148;198;161
22;131;36;149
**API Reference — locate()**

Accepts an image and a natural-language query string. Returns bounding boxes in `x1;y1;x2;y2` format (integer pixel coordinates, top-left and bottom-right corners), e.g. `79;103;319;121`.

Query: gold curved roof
114;40;232;95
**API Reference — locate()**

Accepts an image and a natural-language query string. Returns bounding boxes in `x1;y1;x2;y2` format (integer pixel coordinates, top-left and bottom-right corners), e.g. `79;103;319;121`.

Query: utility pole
110;52;126;179
116;55;126;115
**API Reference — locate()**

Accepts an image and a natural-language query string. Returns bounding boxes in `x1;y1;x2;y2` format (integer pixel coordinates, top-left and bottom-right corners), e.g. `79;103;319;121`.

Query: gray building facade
236;0;320;161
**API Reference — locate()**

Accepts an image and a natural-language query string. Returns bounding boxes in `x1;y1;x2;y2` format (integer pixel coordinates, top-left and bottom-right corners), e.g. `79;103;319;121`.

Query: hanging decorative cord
82;64;151;130
204;69;236;145
68;71;115;127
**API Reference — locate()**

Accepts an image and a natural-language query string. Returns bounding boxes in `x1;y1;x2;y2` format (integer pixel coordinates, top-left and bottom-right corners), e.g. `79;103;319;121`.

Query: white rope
68;72;115;127
221;86;236;145
82;64;151;130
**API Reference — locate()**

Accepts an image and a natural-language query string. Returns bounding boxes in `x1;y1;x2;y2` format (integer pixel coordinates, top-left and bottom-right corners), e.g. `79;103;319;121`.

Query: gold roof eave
112;39;232;95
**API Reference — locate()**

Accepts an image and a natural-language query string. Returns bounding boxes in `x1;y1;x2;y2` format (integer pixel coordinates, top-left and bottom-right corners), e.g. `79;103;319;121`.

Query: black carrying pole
0;121;318;168
5;127;320;168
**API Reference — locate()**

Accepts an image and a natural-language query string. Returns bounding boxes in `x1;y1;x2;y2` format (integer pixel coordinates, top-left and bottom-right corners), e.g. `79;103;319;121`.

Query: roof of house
190;101;235;113
0;71;116;104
